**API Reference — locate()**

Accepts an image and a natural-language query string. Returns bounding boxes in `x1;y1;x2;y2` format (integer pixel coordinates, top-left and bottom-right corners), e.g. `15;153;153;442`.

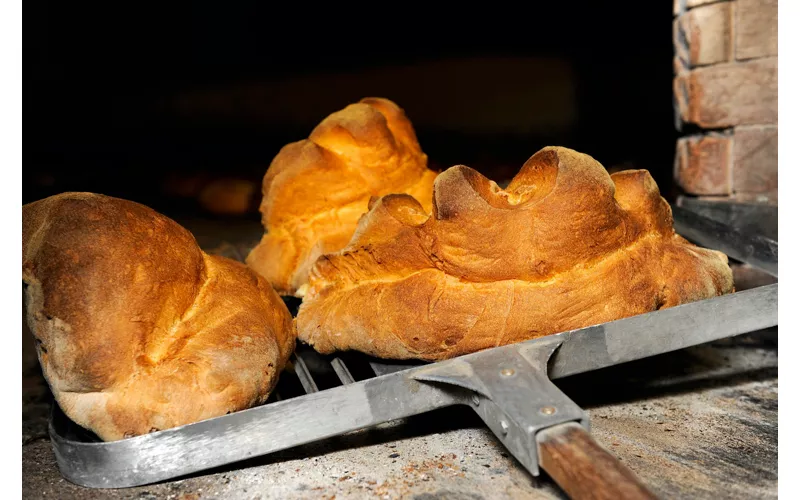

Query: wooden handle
536;422;659;500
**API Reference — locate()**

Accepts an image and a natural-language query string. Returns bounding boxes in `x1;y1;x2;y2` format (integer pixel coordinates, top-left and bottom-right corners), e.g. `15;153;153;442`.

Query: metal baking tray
46;204;778;492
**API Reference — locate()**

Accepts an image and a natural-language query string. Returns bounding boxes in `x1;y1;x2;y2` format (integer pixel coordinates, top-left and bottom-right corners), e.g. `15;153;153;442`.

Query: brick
674;2;733;67
673;57;777;128
733;125;778;195
675;133;732;195
736;0;778;59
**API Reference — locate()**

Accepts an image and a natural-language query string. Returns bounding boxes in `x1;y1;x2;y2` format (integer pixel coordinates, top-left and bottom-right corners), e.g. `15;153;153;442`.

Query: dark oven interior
24;2;678;221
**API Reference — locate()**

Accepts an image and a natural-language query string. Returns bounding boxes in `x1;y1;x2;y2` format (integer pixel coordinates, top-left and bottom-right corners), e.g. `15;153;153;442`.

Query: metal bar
676;196;777;241
52;371;463;488
369;360;421;377
292;353;319;394
331;358;356;385
548;283;778;379
672;204;778;277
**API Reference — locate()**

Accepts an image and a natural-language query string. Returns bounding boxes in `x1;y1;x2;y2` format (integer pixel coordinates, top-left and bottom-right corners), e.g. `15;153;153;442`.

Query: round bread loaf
22;192;295;441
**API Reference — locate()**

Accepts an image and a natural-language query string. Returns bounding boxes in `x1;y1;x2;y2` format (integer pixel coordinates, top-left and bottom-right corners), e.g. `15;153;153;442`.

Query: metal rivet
540;406;557;415
500;420;509;435
471;395;480;406
500;368;515;377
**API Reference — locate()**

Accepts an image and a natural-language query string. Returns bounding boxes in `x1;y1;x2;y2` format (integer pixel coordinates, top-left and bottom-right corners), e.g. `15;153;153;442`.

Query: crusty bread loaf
245;97;438;297
22;192;295;441
296;146;735;361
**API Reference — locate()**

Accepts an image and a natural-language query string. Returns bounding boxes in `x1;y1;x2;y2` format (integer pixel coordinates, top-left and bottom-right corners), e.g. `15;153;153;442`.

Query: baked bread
22;192;295;441
246;97;438;297
296;146;734;361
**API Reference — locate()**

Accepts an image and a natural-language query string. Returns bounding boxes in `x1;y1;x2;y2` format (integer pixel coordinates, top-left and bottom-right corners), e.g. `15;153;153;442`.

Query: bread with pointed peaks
246;97;438;297
296;146;734;361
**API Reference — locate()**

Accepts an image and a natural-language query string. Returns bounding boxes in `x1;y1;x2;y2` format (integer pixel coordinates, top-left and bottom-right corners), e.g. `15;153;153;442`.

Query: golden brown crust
245;97;438;297
22;192;295;441
296;146;734;361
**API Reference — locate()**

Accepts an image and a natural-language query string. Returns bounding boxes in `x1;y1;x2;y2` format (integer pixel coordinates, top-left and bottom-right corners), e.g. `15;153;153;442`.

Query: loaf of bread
296;146;735;361
246;97;438;297
22;193;295;441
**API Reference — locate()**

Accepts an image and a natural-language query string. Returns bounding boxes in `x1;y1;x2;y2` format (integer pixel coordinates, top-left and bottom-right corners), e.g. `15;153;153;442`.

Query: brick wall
673;0;777;203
